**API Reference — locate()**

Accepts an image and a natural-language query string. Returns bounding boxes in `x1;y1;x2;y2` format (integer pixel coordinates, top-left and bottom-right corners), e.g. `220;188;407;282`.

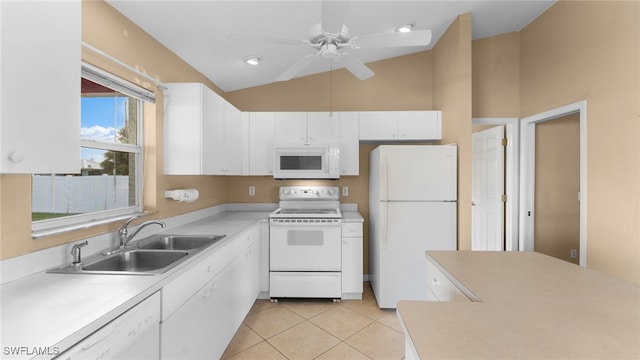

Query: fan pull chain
329;60;333;117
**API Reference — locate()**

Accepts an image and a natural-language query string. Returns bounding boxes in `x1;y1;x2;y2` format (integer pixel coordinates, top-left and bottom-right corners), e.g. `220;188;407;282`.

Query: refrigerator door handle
382;201;388;250
381;151;388;201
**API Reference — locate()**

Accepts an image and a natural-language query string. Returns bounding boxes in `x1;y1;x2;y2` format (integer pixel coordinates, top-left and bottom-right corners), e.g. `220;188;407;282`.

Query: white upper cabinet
275;112;339;145
248;112;276;176
338;112;359;175
0;0;81;174
164;83;242;175
164;83;210;175
359;111;441;141
274;112;307;143
223;103;243;175
307;112;340;144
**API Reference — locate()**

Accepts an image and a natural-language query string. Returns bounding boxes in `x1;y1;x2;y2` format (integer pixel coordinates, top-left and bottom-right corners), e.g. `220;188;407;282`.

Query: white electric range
269;186;342;301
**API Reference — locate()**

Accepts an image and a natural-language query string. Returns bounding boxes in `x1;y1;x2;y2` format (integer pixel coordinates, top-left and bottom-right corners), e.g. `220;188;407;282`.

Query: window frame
31;63;154;238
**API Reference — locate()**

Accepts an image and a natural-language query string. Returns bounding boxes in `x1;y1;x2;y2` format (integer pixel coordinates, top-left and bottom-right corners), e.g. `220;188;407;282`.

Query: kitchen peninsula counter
397;251;640;359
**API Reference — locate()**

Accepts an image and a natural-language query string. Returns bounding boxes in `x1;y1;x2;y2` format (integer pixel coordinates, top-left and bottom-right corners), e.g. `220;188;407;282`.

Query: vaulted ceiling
107;1;555;92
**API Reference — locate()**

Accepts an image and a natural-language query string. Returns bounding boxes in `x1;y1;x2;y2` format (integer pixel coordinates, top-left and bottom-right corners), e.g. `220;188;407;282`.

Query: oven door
269;218;341;271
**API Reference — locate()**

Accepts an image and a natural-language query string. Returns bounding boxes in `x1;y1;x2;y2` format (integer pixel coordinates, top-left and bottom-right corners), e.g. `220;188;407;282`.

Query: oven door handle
269;220;342;227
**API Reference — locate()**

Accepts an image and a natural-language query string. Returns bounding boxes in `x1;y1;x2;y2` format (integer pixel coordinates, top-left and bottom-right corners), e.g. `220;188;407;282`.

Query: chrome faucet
118;215;166;248
71;240;88;264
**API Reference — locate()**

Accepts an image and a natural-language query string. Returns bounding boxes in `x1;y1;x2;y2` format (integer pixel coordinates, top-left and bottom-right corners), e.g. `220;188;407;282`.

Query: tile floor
221;282;406;360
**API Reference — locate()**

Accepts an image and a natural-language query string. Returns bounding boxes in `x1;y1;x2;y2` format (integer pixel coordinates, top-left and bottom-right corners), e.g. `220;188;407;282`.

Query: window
32;63;155;235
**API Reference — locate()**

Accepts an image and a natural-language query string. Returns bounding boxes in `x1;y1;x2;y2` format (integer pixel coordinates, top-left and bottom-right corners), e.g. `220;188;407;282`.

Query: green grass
32;213;78;221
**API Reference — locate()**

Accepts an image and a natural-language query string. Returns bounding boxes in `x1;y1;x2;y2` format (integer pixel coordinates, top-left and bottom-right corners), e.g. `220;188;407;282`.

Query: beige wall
472;32;520;118
0;0;230;260
534;113;580;264
432;13;473;249
520;1;640;283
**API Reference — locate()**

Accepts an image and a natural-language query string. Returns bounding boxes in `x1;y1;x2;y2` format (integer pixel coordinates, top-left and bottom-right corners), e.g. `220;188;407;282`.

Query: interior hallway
222;282;406;359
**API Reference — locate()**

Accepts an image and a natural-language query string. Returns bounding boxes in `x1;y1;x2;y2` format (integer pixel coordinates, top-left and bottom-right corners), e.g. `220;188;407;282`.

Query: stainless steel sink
82;250;189;273
48;234;226;275
138;235;225;251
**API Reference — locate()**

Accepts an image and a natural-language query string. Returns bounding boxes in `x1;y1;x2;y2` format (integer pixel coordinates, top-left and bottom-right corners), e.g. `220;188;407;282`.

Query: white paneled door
472;126;505;251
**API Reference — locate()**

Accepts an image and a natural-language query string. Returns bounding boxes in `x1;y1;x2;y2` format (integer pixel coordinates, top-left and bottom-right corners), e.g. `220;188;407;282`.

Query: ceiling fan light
244;56;262;65
397;23;414;33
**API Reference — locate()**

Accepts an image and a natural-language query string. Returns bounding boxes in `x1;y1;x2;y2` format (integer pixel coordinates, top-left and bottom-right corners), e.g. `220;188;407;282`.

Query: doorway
471;118;519;251
534;114;580;264
520;101;587;266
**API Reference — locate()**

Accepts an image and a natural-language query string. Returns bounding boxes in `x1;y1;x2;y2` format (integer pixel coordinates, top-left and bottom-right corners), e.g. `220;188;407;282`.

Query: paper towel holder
164;189;199;203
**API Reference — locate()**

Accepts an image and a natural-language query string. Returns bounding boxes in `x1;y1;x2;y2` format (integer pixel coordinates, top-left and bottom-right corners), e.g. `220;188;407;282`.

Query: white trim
472;118;520;251
519;101;587;267
82;43;166;92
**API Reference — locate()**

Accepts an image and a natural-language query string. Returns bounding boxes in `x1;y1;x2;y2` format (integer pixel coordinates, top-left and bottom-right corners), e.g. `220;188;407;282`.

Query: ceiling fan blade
276;53;320;81
337;53;374;80
354;29;432;48
227;32;308;47
322;1;349;34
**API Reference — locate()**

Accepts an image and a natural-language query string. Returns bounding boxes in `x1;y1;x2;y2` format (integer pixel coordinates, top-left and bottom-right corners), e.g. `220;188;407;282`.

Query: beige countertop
397;251;640;359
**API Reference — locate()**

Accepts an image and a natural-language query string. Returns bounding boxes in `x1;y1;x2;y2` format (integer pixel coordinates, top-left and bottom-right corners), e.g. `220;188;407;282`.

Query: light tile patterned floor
222;282;406;360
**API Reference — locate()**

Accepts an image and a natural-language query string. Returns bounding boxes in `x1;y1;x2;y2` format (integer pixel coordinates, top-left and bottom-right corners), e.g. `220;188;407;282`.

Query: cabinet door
1;1;80;173
249;112;276;175
341;223;363;295
307;112;339;144
358;111;398;140
397;111;441;140
233;232;260;329
274;112;307;143
202;87;225;174
259;221;270;295
224;102;243;175
338;112;359;175
164;83;204;175
161;263;236;360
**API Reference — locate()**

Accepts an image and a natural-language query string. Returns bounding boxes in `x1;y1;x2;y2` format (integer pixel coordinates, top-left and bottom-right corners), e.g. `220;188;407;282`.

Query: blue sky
81;96;128;164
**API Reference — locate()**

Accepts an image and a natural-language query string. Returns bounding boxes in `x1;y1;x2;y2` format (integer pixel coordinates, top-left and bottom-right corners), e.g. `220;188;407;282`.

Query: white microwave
273;144;340;179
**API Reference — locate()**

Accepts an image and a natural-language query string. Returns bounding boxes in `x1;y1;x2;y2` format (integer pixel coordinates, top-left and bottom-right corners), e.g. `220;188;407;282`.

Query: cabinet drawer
341;222;363;237
425;259;470;302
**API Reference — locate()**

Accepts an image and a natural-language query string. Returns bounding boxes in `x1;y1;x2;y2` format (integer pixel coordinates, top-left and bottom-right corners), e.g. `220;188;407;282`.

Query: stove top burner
271;186;342;219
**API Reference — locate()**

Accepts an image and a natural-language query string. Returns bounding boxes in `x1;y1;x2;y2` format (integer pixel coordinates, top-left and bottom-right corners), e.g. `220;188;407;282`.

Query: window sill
32;210;155;239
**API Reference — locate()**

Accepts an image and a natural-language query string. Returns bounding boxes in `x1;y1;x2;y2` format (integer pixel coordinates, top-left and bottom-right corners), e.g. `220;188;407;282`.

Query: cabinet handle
432;278;439;287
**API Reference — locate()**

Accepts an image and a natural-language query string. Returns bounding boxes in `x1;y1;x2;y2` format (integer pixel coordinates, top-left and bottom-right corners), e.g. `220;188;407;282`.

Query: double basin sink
48;235;226;275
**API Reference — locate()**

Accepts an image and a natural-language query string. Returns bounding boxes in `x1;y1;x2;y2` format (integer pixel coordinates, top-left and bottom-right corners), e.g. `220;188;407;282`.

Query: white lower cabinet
57;292;161;360
232;225;261;328
425;258;470;302
161;262;235;360
341;222;363;299
160;224;261;359
258;221;270;298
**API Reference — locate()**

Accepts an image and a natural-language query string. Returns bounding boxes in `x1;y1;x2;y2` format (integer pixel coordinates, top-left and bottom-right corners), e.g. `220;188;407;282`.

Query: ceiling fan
227;1;432;81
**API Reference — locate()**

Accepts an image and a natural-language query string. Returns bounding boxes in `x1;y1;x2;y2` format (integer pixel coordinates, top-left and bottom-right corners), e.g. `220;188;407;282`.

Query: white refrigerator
369;145;457;308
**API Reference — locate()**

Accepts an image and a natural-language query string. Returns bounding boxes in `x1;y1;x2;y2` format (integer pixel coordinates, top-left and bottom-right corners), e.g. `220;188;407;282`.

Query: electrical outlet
342;186;349;197
249;186;255;196
570;249;577;259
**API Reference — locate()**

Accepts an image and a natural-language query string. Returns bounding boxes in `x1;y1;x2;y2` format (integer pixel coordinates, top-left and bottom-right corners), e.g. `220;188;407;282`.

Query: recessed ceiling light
244;56;262;65
397;23;414;33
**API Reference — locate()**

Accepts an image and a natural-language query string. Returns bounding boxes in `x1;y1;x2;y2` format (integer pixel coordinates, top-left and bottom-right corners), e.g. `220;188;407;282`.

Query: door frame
471;117;519;251
519;101;587;267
